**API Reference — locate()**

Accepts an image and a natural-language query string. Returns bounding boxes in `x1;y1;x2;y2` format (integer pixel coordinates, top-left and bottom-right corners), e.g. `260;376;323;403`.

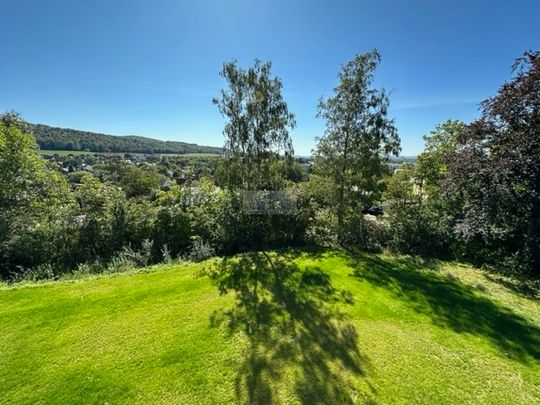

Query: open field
1;249;539;404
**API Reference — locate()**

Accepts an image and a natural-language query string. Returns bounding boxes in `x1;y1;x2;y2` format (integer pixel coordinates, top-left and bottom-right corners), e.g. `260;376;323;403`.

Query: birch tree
314;50;400;239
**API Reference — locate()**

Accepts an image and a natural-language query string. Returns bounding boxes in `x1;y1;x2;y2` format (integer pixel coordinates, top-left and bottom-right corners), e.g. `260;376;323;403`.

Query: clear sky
1;0;538;156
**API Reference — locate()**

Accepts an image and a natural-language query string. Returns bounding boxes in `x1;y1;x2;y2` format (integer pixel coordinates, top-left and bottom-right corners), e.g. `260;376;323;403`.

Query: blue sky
1;0;538;156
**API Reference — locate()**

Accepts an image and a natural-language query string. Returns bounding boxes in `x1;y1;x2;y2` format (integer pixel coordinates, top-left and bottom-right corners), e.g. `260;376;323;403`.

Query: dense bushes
386;206;454;258
2;110;537;282
0;122;315;280
1;183;316;281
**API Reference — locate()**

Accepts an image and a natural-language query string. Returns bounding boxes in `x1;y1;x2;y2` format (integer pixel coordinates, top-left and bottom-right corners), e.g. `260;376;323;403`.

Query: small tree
314;50;400;240
384;121;464;258
74;174;127;261
416;120;464;202
213;59;296;191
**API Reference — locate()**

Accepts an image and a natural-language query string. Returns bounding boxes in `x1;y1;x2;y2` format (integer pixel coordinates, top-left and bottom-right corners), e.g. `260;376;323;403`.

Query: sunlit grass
1;249;539;404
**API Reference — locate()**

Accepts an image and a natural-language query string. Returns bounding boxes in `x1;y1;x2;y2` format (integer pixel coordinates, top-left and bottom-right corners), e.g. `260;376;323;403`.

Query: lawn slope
1;249;539;404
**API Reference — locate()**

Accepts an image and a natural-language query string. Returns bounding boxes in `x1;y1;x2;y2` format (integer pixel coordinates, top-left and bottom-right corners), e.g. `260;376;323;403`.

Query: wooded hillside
30;123;223;154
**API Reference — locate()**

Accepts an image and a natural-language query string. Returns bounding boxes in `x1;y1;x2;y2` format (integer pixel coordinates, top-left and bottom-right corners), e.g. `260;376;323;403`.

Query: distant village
41;150;411;192
41;151;218;188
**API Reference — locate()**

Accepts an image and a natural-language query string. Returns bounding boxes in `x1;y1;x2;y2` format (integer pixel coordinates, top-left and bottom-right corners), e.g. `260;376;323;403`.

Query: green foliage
447;51;540;275
213;59;295;190
118;165;161;198
383;121;464;259
208;59;310;254
107;240;153;273
73;174;128;262
153;182;222;256
306;207;338;245
123;200;157;248
340;215;390;252
187;238;215;262
384;164;417;209
416;120;463;195
211;187;313;254
151;206;191;260
387;205;454;257
314;50;400;239
30;122;223;154
0;117;77;277
2;51;540;284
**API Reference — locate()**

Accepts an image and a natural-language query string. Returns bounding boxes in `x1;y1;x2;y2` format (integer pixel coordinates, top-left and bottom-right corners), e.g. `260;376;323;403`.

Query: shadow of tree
482;272;540;301
206;251;372;404
349;254;540;363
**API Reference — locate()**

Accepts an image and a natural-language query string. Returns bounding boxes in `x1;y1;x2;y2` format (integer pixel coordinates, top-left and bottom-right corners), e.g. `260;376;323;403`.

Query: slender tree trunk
337;132;350;243
337;178;345;242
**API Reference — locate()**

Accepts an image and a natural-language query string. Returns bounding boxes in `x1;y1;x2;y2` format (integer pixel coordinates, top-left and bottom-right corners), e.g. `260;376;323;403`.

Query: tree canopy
314;49;400;238
448;51;540;275
213;59;296;190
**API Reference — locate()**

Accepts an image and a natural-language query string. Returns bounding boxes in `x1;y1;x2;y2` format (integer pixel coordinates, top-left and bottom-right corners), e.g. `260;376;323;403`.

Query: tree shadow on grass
482;272;540;301
349;254;540;364
206;251;373;404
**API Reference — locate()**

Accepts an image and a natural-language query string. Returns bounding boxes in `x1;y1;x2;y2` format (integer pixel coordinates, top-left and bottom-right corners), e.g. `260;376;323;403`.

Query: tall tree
213;59;295;190
448;51;540;275
314;50;400;239
0;113;75;276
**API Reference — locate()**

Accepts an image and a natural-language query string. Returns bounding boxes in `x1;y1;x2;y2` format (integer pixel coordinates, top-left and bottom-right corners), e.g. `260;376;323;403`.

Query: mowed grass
1;249;539;404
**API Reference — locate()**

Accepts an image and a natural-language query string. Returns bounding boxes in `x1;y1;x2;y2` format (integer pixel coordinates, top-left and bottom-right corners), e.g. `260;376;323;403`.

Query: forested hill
30;123;223;154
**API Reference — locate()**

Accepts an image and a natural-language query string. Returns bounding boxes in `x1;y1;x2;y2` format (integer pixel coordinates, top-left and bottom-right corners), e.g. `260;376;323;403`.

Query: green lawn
1;249;539;404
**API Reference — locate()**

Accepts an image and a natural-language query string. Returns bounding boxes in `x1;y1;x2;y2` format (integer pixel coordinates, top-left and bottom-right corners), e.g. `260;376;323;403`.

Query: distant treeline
30;123;223;154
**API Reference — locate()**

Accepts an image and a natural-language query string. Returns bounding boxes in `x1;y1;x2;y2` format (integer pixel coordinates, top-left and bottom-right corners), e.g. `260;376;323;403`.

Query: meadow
1;249;538;404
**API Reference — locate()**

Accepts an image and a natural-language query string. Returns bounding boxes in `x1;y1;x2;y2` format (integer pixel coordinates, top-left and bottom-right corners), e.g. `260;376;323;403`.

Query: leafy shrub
152;206;191;260
341;214;390;252
387;207;453;258
11;264;56;283
106;255;136;273
161;244;173;263
217;188;313;254
107;240;153;273
188;238;215;262
306;208;337;245
73;261;106;276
